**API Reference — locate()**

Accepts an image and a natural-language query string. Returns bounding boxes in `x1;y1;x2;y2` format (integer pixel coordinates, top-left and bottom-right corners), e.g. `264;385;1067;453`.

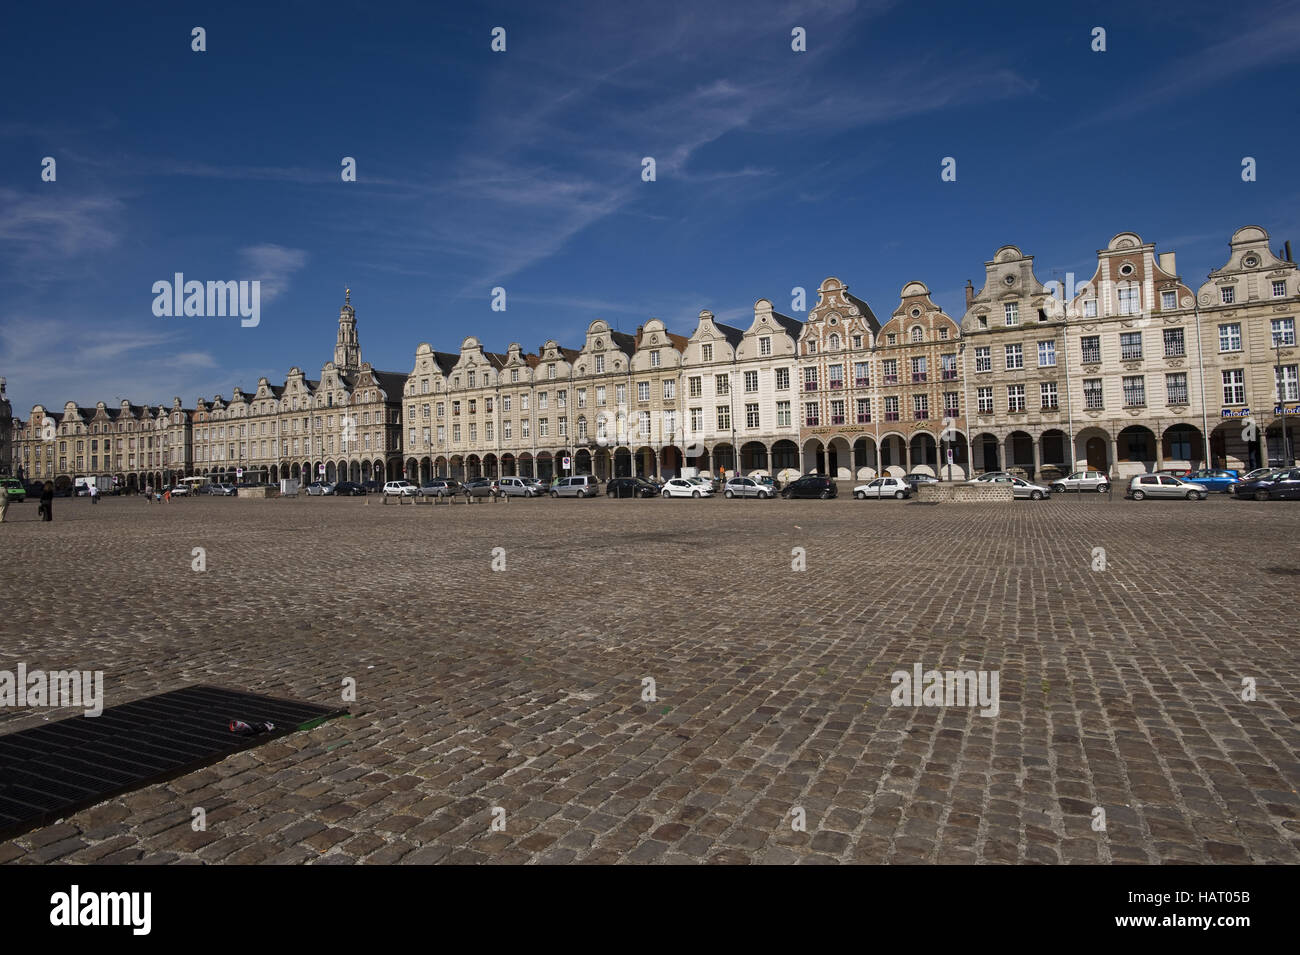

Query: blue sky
2;0;1299;415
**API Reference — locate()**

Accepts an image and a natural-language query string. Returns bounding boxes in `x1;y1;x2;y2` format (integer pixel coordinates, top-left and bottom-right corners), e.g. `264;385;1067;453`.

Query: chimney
1286;241;1293;263
965;280;974;308
1158;251;1176;275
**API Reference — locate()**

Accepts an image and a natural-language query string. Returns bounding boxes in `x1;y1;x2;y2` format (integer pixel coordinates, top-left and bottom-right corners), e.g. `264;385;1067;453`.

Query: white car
854;476;911;500
1049;470;1110;493
662;478;713;498
382;480;418;497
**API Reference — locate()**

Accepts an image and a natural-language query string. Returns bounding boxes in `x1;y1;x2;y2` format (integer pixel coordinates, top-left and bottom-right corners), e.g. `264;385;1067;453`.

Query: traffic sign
562;456;572;470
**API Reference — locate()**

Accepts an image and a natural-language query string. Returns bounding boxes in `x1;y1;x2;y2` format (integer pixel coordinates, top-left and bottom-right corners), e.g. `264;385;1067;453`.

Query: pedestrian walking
40;481;54;522
89;483;99;505
145;484;152;503
0;488;8;524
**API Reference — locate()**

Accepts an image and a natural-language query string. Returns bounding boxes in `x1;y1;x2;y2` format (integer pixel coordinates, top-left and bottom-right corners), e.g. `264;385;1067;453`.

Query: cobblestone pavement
0;491;1297;865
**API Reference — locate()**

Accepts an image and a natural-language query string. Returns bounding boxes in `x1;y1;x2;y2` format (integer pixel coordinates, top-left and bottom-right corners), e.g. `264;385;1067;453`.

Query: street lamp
1275;328;1293;468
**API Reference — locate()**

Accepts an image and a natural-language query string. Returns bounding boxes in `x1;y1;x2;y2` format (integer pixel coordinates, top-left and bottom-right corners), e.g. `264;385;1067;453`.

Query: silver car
1008;477;1051;500
496;476;538;497
1050;470;1110;493
1128;474;1208;500
722;477;773;499
965;471;1016;484
551;475;600;498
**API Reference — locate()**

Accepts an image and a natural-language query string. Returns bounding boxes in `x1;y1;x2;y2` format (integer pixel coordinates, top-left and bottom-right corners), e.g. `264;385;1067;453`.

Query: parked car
1;478;25;502
1008;477;1051;500
1229;467;1278;493
363;480;382;493
1128;474;1208;500
210;483;238;496
168;484;191;497
551;475;601;498
966;471;1016;484
722;477;774;499
306;481;336;496
904;473;940;491
334;481;366;496
854;476;910;500
691;475;722;494
1233;467;1300;500
418;479;462;498
462;478;500;498
661;477;712;498
497;476;539;497
1181;468;1240;493
1049;470;1111;494
606;477;658;498
382;480;418;497
781;476;838;499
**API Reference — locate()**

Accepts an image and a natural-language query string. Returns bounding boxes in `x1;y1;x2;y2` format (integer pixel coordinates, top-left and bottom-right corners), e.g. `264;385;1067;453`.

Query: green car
1;478;24;502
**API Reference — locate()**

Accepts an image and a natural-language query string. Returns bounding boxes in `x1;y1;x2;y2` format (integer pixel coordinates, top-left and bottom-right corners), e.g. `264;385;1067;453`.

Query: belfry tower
335;288;362;375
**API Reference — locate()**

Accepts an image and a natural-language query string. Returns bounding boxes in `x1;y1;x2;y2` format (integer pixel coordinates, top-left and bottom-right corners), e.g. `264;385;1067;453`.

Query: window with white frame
776;367;790;390
1161;290;1177;310
977;387;993;414
776;401;791;427
716;405;730;430
1004;303;1019;326
715;374;730;395
856;397;871;423
975;347;991;372
1118;285;1140;316
701;344;713;362
1221;286;1235;304
1165;372;1188;405
688;376;702;398
1276;365;1299;401
1271;318;1295;347
1120;331;1143;360
1007;384;1025;412
1222;368;1245;404
1004;344;1023;370
745;403;759;428
1083;378;1103;409
663;380;675;400
1122;375;1145;406
1040;381;1058;409
637;381;649;402
744;370;758;392
1219;323;1241;352
804;401;819;426
1037;340;1056;366
1163;327;1185;357
1273;280;1287;297
759;336;772;356
1084;299;1098;317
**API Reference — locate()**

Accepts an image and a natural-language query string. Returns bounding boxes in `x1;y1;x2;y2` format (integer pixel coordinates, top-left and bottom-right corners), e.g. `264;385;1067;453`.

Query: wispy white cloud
239;243;308;305
0;188;123;278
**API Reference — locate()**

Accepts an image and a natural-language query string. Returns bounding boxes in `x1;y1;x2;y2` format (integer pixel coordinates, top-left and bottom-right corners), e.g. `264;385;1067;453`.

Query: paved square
0;492;1297;864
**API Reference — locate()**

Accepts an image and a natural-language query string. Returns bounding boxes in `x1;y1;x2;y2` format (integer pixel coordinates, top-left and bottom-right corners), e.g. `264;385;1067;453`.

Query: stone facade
6;226;1297;490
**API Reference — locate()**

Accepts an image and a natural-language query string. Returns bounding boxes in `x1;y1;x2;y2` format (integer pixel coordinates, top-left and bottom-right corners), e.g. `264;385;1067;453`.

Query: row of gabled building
3;226;1297;490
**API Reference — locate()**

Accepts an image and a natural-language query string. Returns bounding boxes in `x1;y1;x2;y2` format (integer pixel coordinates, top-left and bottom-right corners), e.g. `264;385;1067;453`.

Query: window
1083;378;1103;410
806;339;818;354
882;359;898;384
616;384;627;406
975;347;991;373
596;386;606;406
538;418;549;438
1221;286;1235;304
521;419;530;438
1084;299;1098;317
854;361;870;387
913;394;929;419
1120;332;1143;360
884;396;900;421
977;387;994;414
521;394;529;411
468;423;476;442
663;380;675;400
745;403;760;429
1037;341;1056;367
1277;365;1299;401
1007;384;1025;412
829;334;841;350
548;364;556;379
940;354;957;380
1165;373;1188;405
453;423;462;442
803;368;818;391
1162;327;1185;358
452;400;461;417
759;336;772;356
1271;318;1296;347
744;370;758;393
688;376;702;398
555;391;564;409
717;405;731;430
888;333;897;344
1273;280;1287;297
774;367;789;392
804;402;819;426
1122;376;1146;407
942;392;958;416
1118;285;1139;316
536;393;546;411
650;350;661;368
511;369;519;383
594;355;605;373
1161;290;1177;310
1004;344;1023;370
502;421;511;440
776;401;791;427
701;344;713;362
939;327;949;339
486;421;495;440
911;326;924;342
637;381;649;402
1040;381;1058;410
911;356;927;382
1219;323;1241;352
856;398;871;423
715;374;730;396
1004;302;1019;326
689;408;703;433
829;364;845;388
852;335;862;349
1080;336;1100;364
